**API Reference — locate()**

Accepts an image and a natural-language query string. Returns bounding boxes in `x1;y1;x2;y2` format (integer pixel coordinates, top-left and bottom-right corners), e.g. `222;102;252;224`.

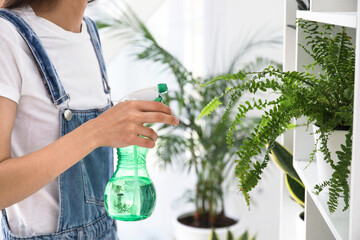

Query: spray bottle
104;83;168;221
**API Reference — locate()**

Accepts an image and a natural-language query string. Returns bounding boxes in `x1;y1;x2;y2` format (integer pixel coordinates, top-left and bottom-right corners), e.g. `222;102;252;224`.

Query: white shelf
297;11;357;28
293;160;349;240
282;0;360;239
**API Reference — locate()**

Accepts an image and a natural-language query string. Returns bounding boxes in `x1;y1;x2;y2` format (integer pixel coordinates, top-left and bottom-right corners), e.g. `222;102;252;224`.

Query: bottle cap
158;83;168;93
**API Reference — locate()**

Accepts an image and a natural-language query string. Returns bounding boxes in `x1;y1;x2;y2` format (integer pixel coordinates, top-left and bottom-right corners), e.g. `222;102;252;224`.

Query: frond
198;97;223;120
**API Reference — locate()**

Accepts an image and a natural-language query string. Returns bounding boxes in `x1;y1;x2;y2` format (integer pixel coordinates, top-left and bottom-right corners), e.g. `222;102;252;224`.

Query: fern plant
199;19;355;213
95;1;282;227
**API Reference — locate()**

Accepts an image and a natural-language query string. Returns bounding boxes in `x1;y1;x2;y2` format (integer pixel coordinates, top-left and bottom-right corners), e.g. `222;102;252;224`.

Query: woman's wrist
79;119;103;150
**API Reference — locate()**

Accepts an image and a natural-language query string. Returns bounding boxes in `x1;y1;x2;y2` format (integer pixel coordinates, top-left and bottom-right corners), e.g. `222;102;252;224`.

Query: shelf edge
296;11;357;28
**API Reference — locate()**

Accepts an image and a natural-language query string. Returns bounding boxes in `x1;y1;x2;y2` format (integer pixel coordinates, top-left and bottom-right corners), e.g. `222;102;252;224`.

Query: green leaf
269;141;302;183
210;229;220;240
285;174;305;207
238;231;249;240
227;230;234;240
95;21;112;29
198;97;223;120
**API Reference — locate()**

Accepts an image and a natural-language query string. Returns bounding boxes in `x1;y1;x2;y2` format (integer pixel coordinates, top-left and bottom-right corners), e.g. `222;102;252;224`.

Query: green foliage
95;1;281;226
198;97;223;119
314;130;353;212
200;19;355;213
270;142;301;182
270;141;305;207
210;229;219;240
285;174;305;207
238;231;256;240
227;230;234;240
209;229;256;240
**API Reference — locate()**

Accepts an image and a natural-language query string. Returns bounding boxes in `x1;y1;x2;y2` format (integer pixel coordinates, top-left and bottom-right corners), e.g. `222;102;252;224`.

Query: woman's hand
89;101;179;149
0;98;178;209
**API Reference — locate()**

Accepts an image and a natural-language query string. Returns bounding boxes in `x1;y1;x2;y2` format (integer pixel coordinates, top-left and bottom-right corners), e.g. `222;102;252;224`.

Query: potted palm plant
94;2;282;239
199;19;355;214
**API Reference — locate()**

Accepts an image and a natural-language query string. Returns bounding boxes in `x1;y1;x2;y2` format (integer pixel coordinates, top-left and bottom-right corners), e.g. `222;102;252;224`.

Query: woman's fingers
138;112;179;125
137;126;158;142
134;136;156;148
127;101;173;115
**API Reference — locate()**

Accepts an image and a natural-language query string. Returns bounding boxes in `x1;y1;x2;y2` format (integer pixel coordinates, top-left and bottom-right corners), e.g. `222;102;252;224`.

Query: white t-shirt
0;6;109;236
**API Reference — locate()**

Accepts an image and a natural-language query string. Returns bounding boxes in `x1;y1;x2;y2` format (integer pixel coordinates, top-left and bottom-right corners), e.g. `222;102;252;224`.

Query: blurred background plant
296;0;310;10
95;0;282;229
210;229;257;240
287;0;309;30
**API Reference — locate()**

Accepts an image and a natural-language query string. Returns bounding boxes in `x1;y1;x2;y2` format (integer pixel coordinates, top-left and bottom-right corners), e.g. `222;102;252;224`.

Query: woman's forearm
0;120;99;209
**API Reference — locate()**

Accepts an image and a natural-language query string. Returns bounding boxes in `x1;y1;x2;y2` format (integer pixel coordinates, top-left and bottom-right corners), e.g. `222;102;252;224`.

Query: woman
0;0;178;239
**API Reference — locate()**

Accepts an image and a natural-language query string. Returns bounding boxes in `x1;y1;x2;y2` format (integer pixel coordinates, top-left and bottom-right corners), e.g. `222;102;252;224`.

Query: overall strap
0;9;69;107
83;17;111;94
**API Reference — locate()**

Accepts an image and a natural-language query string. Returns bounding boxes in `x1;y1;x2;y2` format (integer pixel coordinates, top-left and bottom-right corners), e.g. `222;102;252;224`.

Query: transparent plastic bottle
104;84;167;221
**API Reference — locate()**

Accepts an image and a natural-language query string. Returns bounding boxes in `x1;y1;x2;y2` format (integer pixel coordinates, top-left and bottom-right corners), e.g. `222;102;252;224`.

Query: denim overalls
0;9;118;240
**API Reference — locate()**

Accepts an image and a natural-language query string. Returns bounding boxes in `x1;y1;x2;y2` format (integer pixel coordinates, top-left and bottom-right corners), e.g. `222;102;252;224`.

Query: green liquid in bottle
104;176;156;221
104;146;156;221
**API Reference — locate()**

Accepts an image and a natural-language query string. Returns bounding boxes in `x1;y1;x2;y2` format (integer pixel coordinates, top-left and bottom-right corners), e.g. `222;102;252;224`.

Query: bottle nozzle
158;83;168;93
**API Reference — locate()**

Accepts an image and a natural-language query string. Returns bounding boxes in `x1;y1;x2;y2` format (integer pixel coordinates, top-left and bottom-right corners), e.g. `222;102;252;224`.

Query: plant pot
312;125;348;187
295;211;305;240
173;212;242;240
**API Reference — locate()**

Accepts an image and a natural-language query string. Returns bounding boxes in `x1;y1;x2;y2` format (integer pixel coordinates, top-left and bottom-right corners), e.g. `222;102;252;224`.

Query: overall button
64;109;73;121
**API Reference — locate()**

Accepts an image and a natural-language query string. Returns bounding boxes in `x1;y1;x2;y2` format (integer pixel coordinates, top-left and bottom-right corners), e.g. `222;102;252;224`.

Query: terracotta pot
173;212;242;240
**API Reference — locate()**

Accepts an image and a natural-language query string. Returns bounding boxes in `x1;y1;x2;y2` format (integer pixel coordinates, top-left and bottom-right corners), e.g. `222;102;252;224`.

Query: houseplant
199;19;355;213
95;1;282;238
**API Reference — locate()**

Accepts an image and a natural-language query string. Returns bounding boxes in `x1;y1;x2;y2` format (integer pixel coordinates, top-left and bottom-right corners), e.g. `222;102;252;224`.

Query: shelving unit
280;0;360;239
294;160;349;239
292;117;349;239
297;11;357;28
